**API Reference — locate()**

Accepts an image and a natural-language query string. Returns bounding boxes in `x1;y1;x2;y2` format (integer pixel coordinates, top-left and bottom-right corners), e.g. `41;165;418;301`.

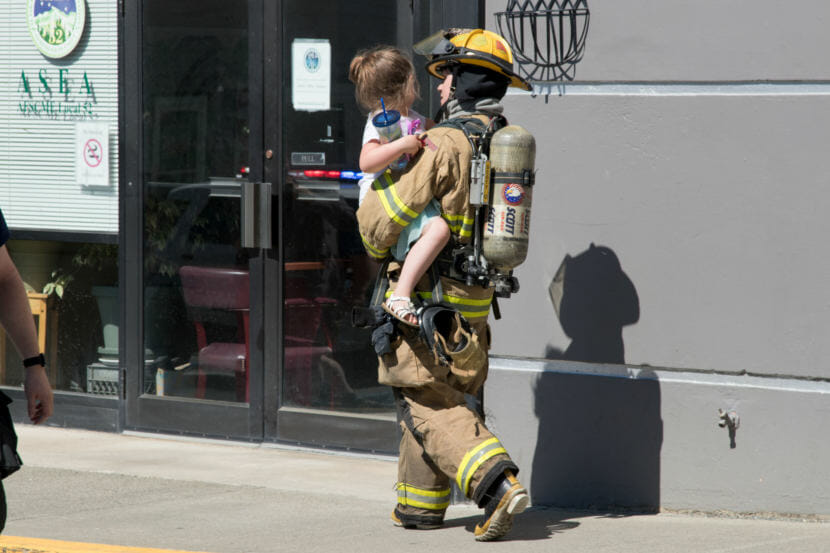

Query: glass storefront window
3;239;118;395
141;1;250;403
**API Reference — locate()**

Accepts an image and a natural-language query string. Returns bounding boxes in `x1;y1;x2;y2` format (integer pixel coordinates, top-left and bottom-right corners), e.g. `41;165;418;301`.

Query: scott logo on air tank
503;183;524;205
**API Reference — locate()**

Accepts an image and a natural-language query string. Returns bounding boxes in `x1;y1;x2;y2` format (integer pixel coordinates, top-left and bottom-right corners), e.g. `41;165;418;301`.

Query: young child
349;46;449;326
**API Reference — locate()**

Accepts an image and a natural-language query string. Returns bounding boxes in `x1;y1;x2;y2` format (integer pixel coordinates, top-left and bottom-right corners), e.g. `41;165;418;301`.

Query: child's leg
389;217;450;323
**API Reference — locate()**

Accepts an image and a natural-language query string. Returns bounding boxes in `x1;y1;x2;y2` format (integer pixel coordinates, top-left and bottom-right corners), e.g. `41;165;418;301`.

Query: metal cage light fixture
496;0;590;82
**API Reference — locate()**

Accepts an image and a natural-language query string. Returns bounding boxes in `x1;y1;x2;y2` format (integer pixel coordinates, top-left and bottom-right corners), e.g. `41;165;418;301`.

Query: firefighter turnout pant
393;388;519;528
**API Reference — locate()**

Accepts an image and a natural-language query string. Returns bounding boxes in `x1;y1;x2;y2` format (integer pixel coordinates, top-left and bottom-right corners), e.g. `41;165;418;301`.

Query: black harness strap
428;263;444;306
369;258;391;307
428;115;506;292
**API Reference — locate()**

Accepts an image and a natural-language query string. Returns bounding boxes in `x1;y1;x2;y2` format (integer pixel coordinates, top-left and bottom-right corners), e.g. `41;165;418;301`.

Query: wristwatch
22;353;45;368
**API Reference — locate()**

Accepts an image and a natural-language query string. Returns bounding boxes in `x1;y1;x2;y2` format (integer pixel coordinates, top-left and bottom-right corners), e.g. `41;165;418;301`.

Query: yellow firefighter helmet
413;28;531;91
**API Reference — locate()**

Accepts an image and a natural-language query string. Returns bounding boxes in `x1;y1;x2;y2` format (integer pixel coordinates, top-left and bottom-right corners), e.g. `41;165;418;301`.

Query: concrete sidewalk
2;426;828;553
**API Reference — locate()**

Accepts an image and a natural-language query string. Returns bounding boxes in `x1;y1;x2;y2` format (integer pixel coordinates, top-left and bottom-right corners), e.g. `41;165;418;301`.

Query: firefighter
356;29;533;541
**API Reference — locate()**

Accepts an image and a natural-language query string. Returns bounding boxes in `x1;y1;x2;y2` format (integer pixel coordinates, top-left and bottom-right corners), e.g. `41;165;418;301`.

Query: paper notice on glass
292;39;331;112
75;122;110;187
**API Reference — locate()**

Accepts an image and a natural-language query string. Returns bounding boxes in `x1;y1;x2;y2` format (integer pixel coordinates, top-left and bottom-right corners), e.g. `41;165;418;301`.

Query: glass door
265;0;483;452
124;0;264;439
122;0;482;445
266;1;416;452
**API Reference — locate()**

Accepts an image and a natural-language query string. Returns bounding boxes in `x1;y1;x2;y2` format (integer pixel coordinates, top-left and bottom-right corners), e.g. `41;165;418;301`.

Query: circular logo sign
503;183;525;205
28;0;86;59
304;48;320;72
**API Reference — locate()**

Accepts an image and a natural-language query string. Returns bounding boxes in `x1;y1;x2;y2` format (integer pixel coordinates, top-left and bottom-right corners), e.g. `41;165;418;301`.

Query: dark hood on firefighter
450;64;510;111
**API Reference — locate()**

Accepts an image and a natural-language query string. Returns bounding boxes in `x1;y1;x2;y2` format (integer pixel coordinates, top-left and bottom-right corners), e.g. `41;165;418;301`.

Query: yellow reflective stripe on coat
361;234;390;259
416;291;492;320
441;213;475;238
456;437;508;495
396;483;451;511
372;171;418;227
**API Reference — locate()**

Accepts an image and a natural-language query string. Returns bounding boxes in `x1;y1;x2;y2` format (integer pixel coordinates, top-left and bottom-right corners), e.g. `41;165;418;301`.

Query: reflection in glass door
271;0;482;451
141;1;251;405
279;2;405;417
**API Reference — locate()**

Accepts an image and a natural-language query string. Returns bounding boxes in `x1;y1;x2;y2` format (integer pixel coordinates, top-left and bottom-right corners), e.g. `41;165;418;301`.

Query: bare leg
389;217;450;324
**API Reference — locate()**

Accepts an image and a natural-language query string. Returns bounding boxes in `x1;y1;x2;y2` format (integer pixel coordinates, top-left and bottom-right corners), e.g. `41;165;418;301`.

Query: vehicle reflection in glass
282;169;392;412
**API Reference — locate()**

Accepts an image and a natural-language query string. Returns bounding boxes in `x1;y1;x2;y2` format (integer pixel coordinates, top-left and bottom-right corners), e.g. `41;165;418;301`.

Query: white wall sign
291;38;331;112
75;121;109;187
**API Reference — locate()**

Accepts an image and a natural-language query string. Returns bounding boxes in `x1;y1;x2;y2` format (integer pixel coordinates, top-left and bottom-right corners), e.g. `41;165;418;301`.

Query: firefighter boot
473;470;529;541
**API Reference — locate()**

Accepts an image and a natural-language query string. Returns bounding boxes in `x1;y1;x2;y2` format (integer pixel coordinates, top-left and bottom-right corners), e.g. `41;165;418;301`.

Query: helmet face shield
414;31;456;80
412;30;454;59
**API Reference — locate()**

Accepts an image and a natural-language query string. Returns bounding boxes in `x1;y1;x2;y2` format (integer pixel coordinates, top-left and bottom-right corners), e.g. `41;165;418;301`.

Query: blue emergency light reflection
296;170;363;180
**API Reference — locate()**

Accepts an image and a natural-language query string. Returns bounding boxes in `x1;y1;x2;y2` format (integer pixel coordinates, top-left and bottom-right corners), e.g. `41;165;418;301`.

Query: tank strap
427;115;509;301
369;258;390;307
435;117;488;134
435;118;483;155
434;114;507;135
493;170;534;186
428;263;444;305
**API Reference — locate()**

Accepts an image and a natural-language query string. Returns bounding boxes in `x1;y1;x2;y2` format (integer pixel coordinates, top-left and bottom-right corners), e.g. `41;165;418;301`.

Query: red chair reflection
179;266;250;402
178;263;340;406
283;274;333;406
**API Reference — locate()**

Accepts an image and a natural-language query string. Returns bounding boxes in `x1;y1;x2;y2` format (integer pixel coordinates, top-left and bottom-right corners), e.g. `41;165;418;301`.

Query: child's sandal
383;295;419;327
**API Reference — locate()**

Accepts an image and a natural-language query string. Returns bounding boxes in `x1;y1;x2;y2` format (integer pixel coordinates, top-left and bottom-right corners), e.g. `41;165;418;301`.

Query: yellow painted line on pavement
0;536;215;553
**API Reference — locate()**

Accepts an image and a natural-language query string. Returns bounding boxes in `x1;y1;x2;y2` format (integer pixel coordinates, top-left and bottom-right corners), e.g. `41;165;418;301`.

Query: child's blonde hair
348;46;418;114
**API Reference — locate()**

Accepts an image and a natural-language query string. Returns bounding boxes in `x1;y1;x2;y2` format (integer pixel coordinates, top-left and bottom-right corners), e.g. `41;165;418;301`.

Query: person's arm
359;134;423;174
356;133;452;256
0;246;53;424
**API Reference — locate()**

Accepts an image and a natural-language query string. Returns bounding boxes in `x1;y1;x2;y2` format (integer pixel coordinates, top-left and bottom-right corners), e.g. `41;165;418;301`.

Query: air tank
482;125;536;271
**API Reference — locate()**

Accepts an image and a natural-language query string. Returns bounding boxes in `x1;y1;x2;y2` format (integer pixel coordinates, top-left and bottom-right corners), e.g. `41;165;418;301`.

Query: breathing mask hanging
419;304;487;384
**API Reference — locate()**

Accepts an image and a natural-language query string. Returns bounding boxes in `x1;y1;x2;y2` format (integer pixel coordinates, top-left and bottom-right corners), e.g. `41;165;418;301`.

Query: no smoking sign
76;122;109;186
84;138;103;168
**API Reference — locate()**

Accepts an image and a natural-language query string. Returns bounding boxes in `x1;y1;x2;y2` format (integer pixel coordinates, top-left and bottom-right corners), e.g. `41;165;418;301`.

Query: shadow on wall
547;243;639;364
532;244;662;511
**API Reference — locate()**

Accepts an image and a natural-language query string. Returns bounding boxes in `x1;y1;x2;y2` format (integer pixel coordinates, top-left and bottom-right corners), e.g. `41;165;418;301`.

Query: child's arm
359;134;423;174
425;118;436;130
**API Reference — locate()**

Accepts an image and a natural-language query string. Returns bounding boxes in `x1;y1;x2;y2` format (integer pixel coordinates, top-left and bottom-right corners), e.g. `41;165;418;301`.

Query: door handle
241;181;272;249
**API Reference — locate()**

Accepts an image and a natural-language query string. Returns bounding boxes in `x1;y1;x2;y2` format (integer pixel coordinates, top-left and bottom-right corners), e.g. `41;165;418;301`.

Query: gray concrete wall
478;1;830;514
488;0;830;81
483;0;830;378
485;358;830;515
489;93;830;379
